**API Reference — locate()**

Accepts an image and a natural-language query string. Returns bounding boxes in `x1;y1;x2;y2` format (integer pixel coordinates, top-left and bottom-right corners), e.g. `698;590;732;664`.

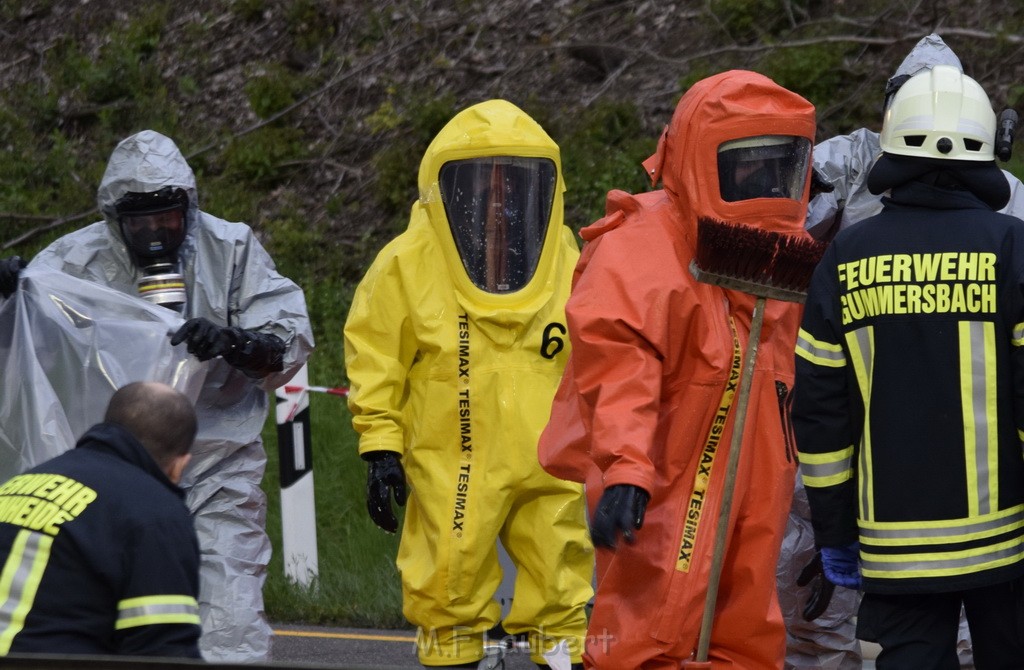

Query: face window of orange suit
439;156;556;294
717;135;812;203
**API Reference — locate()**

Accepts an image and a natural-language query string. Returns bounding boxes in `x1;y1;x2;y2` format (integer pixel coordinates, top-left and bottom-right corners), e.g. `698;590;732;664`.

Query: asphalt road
269;624;880;669
270;624;543;669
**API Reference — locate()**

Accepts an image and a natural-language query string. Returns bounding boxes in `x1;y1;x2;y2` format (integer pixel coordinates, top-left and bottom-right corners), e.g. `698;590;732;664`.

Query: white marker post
275;363;319;586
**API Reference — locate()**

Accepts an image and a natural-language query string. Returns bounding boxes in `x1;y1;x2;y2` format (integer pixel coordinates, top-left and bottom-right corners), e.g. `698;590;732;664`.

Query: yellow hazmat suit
344;99;593;667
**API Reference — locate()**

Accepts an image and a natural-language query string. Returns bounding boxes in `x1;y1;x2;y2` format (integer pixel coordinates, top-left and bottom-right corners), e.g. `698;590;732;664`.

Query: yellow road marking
274;629;415;643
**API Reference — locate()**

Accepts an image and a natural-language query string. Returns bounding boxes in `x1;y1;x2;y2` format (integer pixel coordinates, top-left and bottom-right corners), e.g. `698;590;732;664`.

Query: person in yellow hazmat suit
344;99;593;670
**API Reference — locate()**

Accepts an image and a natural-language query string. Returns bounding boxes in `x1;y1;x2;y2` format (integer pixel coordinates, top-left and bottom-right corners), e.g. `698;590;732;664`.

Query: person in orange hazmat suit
539;70;818;669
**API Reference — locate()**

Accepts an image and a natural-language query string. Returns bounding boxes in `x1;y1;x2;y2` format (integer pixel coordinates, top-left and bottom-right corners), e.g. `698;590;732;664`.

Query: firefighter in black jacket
793;65;1024;669
0;382;201;658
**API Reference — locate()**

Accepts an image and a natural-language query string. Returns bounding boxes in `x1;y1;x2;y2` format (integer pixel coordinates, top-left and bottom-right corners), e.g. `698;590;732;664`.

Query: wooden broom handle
693;295;766;664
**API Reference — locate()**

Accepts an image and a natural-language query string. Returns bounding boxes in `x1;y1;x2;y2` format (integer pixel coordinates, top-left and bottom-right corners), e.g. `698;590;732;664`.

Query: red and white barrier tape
283;385;349;397
281;384;349;422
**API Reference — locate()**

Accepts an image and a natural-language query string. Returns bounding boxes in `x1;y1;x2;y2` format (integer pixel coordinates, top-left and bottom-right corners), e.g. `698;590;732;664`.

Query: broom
684;217;825;668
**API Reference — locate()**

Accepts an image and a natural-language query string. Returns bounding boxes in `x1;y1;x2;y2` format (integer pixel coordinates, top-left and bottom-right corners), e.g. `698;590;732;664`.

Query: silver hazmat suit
784;34;1024;669
26;130;314;661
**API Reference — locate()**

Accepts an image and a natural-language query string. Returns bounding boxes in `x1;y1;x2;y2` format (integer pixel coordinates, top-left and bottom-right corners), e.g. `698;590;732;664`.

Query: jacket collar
75;422;184;499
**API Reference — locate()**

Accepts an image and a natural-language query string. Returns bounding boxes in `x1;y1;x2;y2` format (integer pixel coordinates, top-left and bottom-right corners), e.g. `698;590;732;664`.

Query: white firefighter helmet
879;64;996;162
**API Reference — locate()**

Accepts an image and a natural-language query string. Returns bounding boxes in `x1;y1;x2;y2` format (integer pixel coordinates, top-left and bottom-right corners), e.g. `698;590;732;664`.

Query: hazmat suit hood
96;130;200;254
886;34;963;108
642;70;816;247
417;100;567;319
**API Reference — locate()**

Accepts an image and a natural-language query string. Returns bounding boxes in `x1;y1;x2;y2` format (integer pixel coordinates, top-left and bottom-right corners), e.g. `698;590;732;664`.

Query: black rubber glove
796;551;837;621
809;166;835;198
590;484;650;549
170;317;285;377
363;451;407;533
0;256;27;299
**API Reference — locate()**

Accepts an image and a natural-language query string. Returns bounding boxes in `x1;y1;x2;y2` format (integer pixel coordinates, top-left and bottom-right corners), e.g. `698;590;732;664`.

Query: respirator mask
115;187;189;312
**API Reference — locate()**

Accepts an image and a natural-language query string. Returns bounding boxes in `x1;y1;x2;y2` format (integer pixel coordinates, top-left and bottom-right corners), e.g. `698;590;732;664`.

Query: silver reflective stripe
795;329;846;368
0;530;53;653
799;446;855;487
860;505;1024;542
960;321;998;516
116;595;200;630
862;539;1024;577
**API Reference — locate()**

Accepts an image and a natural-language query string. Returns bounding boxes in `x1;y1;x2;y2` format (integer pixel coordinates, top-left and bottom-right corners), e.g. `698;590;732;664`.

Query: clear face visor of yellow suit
439;156;556;294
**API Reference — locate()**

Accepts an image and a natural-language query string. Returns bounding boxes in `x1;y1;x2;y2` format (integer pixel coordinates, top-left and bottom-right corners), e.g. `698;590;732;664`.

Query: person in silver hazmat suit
780;33;1024;669
18;129;314;661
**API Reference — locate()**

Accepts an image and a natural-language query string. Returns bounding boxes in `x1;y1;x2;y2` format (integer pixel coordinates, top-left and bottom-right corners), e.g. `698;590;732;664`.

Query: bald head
104;382;197;471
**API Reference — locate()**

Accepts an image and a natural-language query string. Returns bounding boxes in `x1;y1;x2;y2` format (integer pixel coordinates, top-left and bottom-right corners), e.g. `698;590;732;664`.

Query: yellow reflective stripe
801;470;853;488
795;329;846;367
859;505;1024;546
0;530;53;653
798;446;855;465
846;327;875;521
116;595;200;630
799;446;855;488
861;534;1024;579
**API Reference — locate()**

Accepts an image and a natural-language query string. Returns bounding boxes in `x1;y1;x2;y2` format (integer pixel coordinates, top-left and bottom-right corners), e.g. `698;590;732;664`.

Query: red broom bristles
694;217;826;295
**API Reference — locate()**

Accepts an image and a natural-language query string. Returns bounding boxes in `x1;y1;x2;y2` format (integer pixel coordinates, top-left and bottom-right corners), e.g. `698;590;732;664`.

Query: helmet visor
439;156;556;293
717;135;812;203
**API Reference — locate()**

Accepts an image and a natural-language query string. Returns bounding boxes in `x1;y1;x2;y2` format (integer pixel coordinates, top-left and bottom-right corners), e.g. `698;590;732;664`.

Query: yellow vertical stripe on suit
0;530;53;654
846;326;875;521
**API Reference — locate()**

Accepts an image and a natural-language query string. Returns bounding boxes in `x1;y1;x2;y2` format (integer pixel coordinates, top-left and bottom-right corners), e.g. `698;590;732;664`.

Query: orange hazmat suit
539;70;817;669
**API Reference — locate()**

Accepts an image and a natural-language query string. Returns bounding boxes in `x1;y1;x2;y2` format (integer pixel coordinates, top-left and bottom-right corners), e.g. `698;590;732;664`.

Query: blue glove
820;542;861;590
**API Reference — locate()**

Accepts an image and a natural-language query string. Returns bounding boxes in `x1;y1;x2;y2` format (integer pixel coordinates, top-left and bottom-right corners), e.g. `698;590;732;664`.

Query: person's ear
166;453;192;484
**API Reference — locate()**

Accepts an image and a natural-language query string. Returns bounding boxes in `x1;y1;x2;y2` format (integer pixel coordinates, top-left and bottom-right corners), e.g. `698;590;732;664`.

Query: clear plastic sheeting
0;266;206;482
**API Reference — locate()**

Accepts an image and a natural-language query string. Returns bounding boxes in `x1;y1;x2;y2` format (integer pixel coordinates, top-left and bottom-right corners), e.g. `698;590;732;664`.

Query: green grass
261;389;407;628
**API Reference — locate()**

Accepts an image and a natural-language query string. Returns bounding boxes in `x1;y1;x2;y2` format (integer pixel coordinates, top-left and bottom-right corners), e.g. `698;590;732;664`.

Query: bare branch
544;29;1024;68
582;56;637;108
184;37;425;162
1;37;423;253
2;209;98;251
